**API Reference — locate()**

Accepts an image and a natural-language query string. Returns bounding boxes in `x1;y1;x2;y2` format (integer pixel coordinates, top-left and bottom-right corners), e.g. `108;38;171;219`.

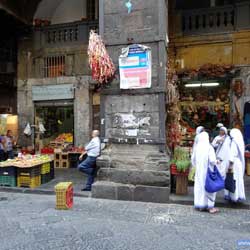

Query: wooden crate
176;175;188;195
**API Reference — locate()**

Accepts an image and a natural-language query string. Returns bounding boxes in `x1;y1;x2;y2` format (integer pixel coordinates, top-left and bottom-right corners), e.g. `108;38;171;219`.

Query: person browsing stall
78;130;101;191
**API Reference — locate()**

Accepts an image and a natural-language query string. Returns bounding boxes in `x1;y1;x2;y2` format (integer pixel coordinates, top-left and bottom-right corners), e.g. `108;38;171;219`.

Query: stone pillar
92;0;170;203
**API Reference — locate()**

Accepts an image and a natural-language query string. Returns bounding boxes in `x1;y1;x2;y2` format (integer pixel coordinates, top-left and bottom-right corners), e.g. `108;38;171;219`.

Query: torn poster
119;44;152;89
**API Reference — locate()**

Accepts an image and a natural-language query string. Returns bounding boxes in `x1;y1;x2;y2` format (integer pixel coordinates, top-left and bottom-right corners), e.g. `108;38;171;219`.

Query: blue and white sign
32;84;74;101
119;44;152;89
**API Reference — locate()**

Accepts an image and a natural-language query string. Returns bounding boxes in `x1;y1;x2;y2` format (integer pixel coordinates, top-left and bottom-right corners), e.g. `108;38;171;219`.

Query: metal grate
44;55;65;78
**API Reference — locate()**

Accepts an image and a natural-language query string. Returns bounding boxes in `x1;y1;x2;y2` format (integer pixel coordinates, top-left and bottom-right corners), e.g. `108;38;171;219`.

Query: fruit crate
54;159;69;168
50;161;55;179
0;166;16;177
55;182;73;210
17;175;41;188
0;175;16;187
17;166;41;178
41;173;51;184
41;163;50;175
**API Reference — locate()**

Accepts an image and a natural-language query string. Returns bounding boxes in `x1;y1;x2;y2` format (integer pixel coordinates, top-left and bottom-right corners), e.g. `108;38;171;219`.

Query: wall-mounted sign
119;44;152;89
32;84;74;101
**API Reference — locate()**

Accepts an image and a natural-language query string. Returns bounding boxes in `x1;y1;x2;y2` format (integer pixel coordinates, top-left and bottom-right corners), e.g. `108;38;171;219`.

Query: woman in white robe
191;126;204;167
212;127;231;179
224;128;246;202
192;132;219;213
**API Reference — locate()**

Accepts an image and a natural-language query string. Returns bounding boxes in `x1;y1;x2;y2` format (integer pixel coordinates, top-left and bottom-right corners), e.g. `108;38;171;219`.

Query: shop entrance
178;79;231;146
35;101;74;150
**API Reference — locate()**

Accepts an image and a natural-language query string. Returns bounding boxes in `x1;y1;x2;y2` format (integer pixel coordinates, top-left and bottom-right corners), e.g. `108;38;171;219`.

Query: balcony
34;20;98;49
176;2;250;36
181;5;235;35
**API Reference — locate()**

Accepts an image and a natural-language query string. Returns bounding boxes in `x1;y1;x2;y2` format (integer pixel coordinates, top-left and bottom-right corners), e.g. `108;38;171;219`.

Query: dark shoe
81;188;91;191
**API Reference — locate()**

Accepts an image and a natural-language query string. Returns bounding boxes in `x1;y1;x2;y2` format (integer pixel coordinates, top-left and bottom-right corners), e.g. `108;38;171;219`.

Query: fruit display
55;133;73;143
0;154;53;168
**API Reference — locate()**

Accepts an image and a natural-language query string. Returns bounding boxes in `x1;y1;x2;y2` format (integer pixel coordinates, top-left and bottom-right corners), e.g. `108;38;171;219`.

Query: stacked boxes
0;166;16;187
17;166;41;188
55;182;73;210
41;162;51;184
54;153;69;168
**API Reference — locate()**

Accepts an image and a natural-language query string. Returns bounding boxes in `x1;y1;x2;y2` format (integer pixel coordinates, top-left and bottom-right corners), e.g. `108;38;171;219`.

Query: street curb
0;187;249;209
0;187;91;198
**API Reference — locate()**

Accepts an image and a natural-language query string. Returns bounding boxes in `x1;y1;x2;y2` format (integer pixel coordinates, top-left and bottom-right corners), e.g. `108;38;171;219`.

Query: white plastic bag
24;123;32;136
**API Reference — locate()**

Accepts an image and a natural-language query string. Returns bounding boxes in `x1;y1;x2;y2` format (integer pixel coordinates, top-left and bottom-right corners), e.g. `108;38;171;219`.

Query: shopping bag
225;170;236;193
205;165;225;193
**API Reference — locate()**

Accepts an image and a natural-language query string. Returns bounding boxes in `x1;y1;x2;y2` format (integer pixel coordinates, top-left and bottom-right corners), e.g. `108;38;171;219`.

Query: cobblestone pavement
0;192;250;250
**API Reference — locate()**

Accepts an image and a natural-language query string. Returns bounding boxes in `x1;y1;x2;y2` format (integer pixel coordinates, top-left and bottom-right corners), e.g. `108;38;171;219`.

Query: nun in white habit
212;126;231;179
225;128;246;202
192;132;219;213
191;126;204;166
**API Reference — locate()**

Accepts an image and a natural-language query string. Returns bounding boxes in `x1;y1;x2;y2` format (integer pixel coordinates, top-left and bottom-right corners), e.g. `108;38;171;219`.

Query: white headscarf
192;132;211;166
230;128;245;171
220;126;228;135
196;126;204;135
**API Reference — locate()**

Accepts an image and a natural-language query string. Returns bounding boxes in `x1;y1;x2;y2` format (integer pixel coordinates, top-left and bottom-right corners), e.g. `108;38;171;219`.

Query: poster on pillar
119;44;152;89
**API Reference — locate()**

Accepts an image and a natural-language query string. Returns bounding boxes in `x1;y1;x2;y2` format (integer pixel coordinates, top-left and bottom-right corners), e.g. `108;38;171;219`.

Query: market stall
0;154;54;188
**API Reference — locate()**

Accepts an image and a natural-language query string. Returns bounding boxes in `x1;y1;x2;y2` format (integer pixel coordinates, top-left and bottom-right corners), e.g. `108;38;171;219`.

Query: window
44;55;65;78
87;0;99;20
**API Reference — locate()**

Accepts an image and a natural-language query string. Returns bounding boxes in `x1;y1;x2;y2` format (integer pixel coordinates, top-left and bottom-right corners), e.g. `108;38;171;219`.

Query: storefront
17;77;93;151
166;63;249;195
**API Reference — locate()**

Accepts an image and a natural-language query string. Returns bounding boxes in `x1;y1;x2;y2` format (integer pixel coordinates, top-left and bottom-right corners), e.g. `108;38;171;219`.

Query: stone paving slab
0;192;250;250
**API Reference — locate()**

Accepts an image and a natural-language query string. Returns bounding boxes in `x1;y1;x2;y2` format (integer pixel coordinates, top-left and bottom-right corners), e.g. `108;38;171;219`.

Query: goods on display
0;154;52;168
55;133;73;143
88;30;116;84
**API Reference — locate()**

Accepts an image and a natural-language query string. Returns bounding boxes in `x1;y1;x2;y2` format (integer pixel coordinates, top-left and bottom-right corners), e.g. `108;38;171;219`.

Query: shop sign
32;84;74;101
119;44;152;89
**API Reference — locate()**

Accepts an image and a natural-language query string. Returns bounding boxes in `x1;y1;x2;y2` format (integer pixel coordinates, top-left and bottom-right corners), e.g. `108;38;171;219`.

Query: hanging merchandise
24;123;32;136
125;0;133;14
88;31;116;85
39;122;46;134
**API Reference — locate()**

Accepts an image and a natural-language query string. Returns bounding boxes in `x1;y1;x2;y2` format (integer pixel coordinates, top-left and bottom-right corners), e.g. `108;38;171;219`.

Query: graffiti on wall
113;113;151;137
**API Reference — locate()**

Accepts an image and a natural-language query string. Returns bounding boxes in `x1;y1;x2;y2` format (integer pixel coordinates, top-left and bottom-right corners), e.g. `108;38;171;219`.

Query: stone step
97;168;170;187
91;181;170;203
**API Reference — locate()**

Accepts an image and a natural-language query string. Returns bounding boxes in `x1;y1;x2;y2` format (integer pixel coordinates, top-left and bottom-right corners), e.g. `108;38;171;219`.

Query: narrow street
0;192;249;250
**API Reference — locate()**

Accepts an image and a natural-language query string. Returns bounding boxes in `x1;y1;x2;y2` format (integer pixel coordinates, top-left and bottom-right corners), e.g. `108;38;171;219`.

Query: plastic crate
41;173;51;184
55;182;73;210
0;166;16;177
17;166;41;178
0;175;16;187
41;163;50;174
17;175;41;188
50;161;55;179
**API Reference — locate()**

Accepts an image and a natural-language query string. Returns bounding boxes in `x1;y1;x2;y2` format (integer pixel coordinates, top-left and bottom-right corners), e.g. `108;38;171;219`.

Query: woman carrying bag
224;128;246;202
192;132;220;214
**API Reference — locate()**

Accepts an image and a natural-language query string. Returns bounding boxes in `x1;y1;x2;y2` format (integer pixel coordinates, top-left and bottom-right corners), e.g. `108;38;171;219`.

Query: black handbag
225;169;236;193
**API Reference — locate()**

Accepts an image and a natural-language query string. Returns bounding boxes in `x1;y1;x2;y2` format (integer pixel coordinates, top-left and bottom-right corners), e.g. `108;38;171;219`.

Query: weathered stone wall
93;0;169;203
17;28;94;148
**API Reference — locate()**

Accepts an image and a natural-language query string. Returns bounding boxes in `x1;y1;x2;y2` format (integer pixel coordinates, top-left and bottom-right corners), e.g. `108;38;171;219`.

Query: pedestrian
192;131;219;214
5;130;15;159
78;130;101;191
191;126;205;167
211;122;224;140
224;128;246;202
0;135;5;161
212;126;231;179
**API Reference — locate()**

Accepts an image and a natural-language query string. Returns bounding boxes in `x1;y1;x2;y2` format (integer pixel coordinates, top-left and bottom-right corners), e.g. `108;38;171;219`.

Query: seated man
78;130;101;191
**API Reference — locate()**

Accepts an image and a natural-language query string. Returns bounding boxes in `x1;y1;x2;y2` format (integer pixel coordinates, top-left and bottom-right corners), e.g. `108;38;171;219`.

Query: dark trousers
0;150;4;162
7;150;14;159
78;156;97;189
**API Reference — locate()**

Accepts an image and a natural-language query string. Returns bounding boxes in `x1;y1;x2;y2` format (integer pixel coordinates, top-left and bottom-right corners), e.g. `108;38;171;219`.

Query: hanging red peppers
88;30;116;85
